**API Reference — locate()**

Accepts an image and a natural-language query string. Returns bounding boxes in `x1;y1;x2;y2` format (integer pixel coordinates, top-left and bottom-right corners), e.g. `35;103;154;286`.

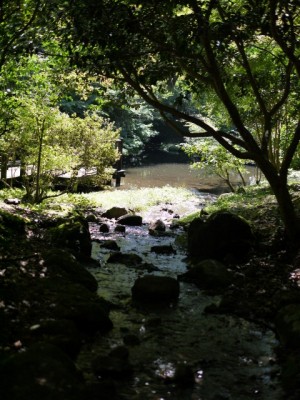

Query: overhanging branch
119;65;217;134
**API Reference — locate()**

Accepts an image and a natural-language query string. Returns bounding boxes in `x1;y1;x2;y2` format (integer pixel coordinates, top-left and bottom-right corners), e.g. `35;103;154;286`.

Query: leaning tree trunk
260;161;300;248
272;182;300;248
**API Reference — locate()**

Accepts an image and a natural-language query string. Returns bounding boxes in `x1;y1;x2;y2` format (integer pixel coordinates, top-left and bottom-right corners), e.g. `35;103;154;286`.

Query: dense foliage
0;55;119;203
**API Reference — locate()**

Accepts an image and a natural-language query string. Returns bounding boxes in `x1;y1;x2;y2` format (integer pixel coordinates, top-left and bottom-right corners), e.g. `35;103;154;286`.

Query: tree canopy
0;1;300;243
43;0;300;243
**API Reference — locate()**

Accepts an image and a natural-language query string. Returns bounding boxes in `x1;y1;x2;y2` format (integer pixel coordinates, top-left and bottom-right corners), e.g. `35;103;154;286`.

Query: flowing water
78;185;284;400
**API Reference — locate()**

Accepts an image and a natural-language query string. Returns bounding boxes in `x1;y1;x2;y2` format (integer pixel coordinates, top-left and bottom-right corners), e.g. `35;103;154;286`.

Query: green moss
175;210;202;226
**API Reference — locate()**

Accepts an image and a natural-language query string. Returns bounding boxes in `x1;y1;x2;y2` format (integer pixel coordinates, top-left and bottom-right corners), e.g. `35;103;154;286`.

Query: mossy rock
117;214;143;226
175;210;202;227
49;215;92;257
102;207;128;219
18;276;112;336
174;233;188;250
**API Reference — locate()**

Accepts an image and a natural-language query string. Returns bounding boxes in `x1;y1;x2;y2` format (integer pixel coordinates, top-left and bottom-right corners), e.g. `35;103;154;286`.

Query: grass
81;185;201;211
206;184;274;213
0;186;203;215
202;183;289;230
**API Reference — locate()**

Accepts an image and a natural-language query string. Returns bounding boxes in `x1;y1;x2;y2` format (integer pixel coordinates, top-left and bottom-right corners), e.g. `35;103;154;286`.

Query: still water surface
119;163;255;193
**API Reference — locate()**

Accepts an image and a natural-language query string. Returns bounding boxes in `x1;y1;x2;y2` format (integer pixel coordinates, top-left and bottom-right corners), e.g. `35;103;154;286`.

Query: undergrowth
205;184;276;220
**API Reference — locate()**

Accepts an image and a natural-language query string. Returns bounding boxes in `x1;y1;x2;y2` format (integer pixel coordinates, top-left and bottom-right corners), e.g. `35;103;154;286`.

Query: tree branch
119;65;217;135
280;120;300;179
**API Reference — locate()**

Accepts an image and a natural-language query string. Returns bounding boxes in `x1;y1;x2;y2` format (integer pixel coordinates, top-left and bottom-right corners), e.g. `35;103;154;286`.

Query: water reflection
120;163;255;193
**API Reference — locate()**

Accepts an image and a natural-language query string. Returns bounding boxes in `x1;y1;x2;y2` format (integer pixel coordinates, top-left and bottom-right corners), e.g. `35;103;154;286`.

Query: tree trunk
272;182;300;247
1;154;7;182
259;161;300;248
35;131;44;204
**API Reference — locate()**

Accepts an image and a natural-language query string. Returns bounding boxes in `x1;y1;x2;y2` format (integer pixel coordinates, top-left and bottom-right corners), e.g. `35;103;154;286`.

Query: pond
118;163;256;193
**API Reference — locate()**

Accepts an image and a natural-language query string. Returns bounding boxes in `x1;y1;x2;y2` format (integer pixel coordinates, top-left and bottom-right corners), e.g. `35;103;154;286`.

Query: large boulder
178;259;233;291
99;223;110;233
187;211;255;263
150;244;176;255
114;224;126;233
100;240;120;251
131;275;180;304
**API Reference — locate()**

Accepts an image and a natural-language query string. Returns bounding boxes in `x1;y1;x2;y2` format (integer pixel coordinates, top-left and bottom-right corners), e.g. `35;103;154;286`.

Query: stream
78;189;284;400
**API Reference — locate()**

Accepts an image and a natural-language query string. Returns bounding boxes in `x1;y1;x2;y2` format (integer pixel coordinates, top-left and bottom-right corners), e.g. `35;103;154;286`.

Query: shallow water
79;196;283;400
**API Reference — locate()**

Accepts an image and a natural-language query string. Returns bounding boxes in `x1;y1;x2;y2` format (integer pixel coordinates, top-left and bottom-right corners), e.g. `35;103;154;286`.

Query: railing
0;139;126;188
